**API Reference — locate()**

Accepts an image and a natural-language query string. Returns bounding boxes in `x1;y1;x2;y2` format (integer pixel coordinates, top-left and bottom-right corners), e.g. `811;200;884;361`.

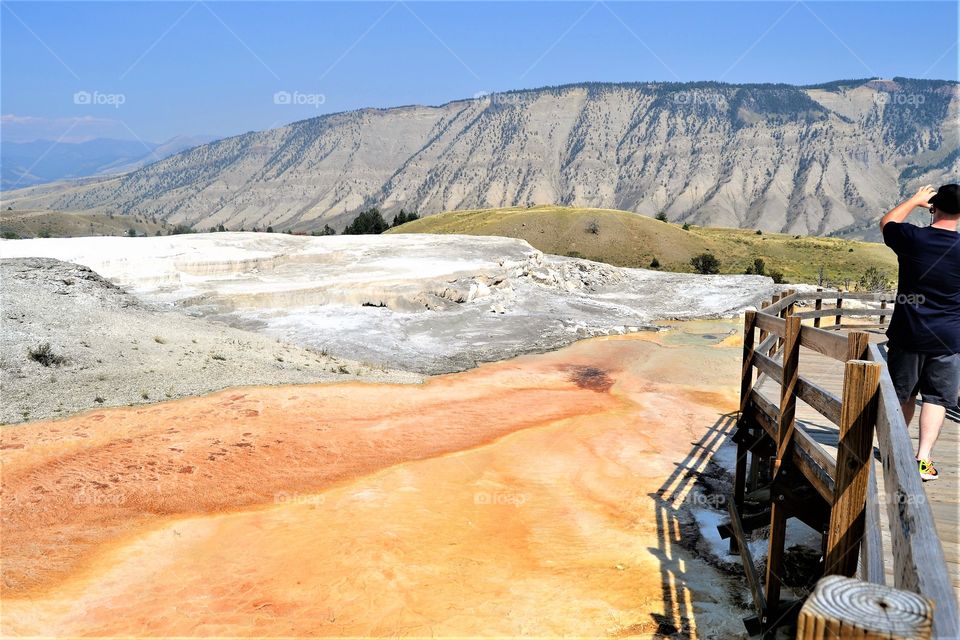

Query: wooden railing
722;289;957;639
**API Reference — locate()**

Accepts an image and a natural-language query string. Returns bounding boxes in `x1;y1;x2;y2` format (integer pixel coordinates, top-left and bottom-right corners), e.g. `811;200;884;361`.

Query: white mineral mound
2;233;775;373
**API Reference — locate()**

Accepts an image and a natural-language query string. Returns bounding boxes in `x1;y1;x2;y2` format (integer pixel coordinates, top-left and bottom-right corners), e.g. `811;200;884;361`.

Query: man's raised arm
881;185;937;229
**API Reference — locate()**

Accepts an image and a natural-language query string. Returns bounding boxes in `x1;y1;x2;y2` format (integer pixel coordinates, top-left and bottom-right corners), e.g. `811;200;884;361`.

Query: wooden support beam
835;296;843;327
773;316;801;471
824;359;881;577
797;575;932;640
764;499;788;618
727;500;766;619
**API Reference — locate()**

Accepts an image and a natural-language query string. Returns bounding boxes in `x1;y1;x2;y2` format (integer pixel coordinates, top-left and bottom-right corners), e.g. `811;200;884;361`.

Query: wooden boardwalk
755;329;960;601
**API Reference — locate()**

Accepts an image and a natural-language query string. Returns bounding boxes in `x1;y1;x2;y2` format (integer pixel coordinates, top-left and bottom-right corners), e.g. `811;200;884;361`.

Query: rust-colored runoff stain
1;325;748;638
565;365;614;392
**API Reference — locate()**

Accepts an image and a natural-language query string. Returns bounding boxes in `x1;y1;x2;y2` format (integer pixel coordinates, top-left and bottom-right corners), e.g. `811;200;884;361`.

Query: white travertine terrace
2;233;776;373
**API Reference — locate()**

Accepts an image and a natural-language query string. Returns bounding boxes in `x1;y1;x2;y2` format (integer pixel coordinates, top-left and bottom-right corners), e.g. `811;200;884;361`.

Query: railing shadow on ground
647;410;739;638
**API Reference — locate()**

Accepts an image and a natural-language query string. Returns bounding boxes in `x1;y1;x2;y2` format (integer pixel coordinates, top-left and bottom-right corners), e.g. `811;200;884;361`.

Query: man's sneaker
918;458;939;481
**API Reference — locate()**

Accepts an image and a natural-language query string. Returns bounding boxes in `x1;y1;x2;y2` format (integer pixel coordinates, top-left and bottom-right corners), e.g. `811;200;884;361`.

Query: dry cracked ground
1;233;778;638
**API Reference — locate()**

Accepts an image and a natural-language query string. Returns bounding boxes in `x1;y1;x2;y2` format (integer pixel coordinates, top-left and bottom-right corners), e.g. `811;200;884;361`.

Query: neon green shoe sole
918;458;939;482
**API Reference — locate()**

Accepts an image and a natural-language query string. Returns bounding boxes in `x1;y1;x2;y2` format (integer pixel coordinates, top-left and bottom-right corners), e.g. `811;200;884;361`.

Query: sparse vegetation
388;205;897;284
649;257;660;269
690;253;720;275
343;208;389;235
28;342;65;367
744;258;766;275
857;266;892;292
391;210;419;227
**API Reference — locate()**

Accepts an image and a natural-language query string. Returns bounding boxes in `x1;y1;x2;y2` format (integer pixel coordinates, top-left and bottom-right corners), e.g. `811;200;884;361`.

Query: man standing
880;184;960;481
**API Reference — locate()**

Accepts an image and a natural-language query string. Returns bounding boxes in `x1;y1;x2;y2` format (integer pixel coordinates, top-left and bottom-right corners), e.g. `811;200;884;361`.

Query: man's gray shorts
887;346;960;408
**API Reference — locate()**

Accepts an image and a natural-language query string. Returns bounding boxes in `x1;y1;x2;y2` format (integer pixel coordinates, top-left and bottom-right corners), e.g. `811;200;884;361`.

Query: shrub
586;220;600;235
691;253;720;275
768;270;785;284
755;229;763;235
391;210;420;227
266;226;274;233
655;212;669;222
857;266;891;292
343;208;388;235
1;230;19;240
745;258;766;276
682;222;690;231
650;257;661;269
127;228;137;237
28;342;65;367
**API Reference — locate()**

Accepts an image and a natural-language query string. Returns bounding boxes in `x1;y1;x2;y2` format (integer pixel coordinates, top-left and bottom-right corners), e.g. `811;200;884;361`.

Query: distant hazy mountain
3;78;957;239
0;135;214;189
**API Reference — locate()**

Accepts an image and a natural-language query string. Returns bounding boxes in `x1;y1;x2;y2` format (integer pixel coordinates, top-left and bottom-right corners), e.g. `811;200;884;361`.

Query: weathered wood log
797;575;932;639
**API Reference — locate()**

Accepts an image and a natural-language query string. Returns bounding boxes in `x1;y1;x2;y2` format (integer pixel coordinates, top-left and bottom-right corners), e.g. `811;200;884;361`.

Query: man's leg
915;352;959;464
916;402;946;461
901;396;918;424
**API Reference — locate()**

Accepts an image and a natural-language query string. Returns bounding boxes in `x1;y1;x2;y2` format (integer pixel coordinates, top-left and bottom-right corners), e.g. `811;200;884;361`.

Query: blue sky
2;1;957;143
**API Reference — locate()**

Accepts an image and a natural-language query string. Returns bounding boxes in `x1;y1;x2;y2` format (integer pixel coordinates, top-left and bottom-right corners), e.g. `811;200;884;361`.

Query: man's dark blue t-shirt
882;222;960;354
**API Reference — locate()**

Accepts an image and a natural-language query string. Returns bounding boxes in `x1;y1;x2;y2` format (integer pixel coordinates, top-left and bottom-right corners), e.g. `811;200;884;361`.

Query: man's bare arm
880;185;936;229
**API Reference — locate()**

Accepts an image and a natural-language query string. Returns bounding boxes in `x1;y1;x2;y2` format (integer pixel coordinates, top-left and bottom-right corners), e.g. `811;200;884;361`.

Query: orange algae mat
1;330;745;637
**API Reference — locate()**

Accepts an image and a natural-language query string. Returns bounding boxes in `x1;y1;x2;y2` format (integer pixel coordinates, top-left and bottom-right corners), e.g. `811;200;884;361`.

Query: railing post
797;575;932;640
846;331;869;361
824;359;881;577
835;296;843;327
764;314;800;614
814;287;823;328
774;316;802;469
879;298;887;326
731;310;757;554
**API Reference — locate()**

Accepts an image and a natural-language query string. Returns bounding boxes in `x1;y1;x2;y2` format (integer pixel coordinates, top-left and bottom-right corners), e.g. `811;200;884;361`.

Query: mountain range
0;135;215;189
2;78;957;239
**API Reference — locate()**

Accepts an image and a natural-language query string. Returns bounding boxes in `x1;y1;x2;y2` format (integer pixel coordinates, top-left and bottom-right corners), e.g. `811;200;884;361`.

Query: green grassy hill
387;205;898;286
0;209;169;239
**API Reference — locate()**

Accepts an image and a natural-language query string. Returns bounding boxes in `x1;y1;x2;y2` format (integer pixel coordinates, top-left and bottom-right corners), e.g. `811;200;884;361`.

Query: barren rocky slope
2;233;777;374
0;258;421;424
3;78;957;238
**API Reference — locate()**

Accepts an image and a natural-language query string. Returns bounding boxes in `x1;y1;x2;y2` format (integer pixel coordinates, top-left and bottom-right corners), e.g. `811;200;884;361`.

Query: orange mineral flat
1;330;745;638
